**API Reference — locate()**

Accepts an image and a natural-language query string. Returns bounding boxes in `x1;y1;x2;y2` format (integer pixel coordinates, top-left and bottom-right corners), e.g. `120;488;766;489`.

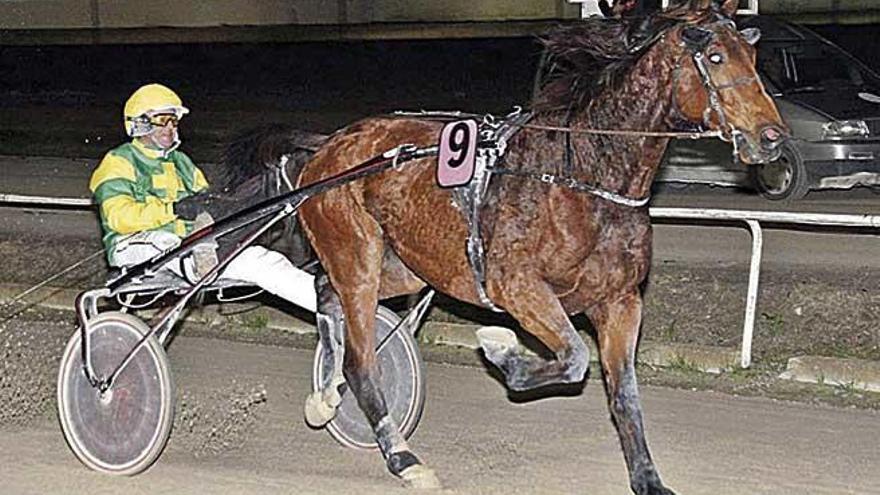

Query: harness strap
489;167;650;208
563;106;576;176
450;109;532;312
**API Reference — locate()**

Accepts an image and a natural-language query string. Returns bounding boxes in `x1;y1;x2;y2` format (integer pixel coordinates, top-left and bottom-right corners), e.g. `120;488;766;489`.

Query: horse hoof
304;391;337;428
325;383;343;408
400;464;442;490
476;326;518;351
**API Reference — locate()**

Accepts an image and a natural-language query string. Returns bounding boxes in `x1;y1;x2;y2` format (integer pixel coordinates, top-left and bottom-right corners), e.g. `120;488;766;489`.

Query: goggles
148;114;180;128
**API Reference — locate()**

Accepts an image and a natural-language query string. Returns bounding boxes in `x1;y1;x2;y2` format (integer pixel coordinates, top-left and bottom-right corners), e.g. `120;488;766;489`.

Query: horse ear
717;0;739;17
669;0;728;16
689;0;713;10
740;27;761;45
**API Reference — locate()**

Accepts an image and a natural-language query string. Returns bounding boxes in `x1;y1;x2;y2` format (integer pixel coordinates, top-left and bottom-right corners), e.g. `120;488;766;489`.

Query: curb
3;282;880;393
780;356;880;393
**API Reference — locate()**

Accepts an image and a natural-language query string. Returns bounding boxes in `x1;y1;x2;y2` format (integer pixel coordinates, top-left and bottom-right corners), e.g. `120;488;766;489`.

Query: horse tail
219;124;328;269
219;123;327;191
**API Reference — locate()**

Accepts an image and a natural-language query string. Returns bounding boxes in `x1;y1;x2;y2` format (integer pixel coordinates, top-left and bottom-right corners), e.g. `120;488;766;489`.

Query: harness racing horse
250;1;787;493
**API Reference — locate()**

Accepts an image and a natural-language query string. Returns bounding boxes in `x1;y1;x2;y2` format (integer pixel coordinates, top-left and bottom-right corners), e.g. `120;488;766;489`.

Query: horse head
665;0;788;164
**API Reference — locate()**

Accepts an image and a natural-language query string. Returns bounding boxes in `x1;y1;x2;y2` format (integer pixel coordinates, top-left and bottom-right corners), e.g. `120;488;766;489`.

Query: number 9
437;119;477;188
446;122;471;169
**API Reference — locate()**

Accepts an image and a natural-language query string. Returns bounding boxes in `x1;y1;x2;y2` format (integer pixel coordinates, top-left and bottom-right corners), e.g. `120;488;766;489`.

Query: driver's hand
174;194;206;221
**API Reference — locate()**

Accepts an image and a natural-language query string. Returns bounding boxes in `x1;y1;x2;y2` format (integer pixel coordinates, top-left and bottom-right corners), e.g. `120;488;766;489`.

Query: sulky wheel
312;305;426;450
57;311;174;476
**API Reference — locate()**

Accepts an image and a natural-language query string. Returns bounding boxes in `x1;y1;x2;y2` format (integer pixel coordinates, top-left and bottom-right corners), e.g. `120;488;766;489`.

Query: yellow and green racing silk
89;140;209;260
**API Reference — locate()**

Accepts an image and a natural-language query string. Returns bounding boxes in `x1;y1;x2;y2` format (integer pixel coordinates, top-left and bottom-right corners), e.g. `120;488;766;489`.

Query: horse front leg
587;291;675;495
481;270;590;391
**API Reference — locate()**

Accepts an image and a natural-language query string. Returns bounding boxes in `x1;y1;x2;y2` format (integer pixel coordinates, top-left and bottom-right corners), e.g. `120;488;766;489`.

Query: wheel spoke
57;312;174;475
312;306;426;450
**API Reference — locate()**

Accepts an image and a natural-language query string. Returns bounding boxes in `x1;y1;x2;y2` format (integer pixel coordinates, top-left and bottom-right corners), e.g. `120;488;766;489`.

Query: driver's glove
174;194;207;221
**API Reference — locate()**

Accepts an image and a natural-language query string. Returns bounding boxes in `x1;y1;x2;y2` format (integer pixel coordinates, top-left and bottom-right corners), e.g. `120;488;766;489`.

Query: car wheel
749;144;809;201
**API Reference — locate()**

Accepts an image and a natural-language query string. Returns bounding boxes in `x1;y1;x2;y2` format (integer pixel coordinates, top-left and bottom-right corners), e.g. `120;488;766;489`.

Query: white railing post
741;219;763;368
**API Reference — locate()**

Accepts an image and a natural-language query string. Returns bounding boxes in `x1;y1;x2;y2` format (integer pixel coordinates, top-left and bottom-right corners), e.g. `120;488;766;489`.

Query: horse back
298;116;488;306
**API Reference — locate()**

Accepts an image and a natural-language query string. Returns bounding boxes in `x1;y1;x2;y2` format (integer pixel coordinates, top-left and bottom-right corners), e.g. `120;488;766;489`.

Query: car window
758;41;875;93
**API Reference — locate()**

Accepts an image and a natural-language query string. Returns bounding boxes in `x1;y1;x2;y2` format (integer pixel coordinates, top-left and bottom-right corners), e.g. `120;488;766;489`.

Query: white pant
110;230;317;312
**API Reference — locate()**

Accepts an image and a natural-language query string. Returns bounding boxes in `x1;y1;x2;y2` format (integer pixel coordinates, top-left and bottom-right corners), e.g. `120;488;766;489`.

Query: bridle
673;18;762;157
506;17;763;208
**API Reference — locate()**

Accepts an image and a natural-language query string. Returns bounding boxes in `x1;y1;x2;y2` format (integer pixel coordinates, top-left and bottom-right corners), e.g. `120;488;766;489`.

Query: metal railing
4;193;879;368
650;207;880;368
0;193;93;207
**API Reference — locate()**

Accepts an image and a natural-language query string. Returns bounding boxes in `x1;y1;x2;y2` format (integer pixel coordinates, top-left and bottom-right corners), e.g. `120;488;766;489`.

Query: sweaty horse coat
295;1;787;493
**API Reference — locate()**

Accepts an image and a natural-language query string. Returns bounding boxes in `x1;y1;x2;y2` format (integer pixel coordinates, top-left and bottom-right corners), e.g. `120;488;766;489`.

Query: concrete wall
0;0;576;29
0;0;876;43
764;0;880;24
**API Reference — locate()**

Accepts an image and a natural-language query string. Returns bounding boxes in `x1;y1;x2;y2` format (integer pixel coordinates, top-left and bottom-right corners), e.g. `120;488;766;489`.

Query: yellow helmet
123;83;189;137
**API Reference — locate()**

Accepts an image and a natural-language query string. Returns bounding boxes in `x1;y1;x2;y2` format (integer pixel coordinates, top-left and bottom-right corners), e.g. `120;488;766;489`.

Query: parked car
658;15;880;200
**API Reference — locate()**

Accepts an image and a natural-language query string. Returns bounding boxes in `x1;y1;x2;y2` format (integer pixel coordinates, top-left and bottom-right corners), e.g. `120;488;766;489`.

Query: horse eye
708;53;724;64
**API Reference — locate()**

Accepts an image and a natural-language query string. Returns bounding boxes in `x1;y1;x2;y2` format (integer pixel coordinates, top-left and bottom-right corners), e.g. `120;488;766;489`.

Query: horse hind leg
480;272;590;391
338;290;440;489
301;201;439;488
305;248;426;428
304;271;346;428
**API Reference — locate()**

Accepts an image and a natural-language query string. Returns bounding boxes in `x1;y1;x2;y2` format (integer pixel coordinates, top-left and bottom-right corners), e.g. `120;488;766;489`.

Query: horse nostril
761;126;783;147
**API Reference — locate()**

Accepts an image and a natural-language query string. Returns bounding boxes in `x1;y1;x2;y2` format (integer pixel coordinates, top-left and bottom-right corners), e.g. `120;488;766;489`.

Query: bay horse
232;1;787;493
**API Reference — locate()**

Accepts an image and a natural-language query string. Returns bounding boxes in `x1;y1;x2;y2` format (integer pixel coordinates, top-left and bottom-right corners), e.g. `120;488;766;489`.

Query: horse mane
533;6;715;113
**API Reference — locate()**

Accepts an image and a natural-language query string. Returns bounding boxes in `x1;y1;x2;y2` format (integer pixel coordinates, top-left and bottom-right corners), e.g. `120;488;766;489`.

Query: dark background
811;23;879;70
3;23;876;99
1;19;877;160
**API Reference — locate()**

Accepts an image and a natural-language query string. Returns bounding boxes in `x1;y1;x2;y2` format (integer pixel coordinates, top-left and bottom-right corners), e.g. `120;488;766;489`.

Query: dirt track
2;333;879;495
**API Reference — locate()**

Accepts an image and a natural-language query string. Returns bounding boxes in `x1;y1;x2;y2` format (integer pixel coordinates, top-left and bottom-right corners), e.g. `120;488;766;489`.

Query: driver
89;83;316;312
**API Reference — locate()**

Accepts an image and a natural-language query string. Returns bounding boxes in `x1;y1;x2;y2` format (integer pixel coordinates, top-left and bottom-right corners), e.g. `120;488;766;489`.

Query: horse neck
564;50;680;200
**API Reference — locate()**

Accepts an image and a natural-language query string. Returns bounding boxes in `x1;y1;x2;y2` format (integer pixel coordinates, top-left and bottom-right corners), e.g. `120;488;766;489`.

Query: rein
107;144;432;290
521;123;722;140
491;115;723;209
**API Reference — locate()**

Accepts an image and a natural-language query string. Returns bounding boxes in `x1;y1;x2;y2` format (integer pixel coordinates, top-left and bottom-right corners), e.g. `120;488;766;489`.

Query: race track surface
3;336;879;495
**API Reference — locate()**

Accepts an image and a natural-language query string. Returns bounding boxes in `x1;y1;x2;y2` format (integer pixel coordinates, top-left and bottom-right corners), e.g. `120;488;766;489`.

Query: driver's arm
90;153;186;236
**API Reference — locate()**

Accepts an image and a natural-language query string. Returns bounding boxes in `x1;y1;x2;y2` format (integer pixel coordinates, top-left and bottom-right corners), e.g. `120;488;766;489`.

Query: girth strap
450;109;533;312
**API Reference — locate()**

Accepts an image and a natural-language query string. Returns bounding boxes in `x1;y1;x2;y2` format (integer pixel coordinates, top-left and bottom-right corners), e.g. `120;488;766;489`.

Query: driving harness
395;107;650;312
